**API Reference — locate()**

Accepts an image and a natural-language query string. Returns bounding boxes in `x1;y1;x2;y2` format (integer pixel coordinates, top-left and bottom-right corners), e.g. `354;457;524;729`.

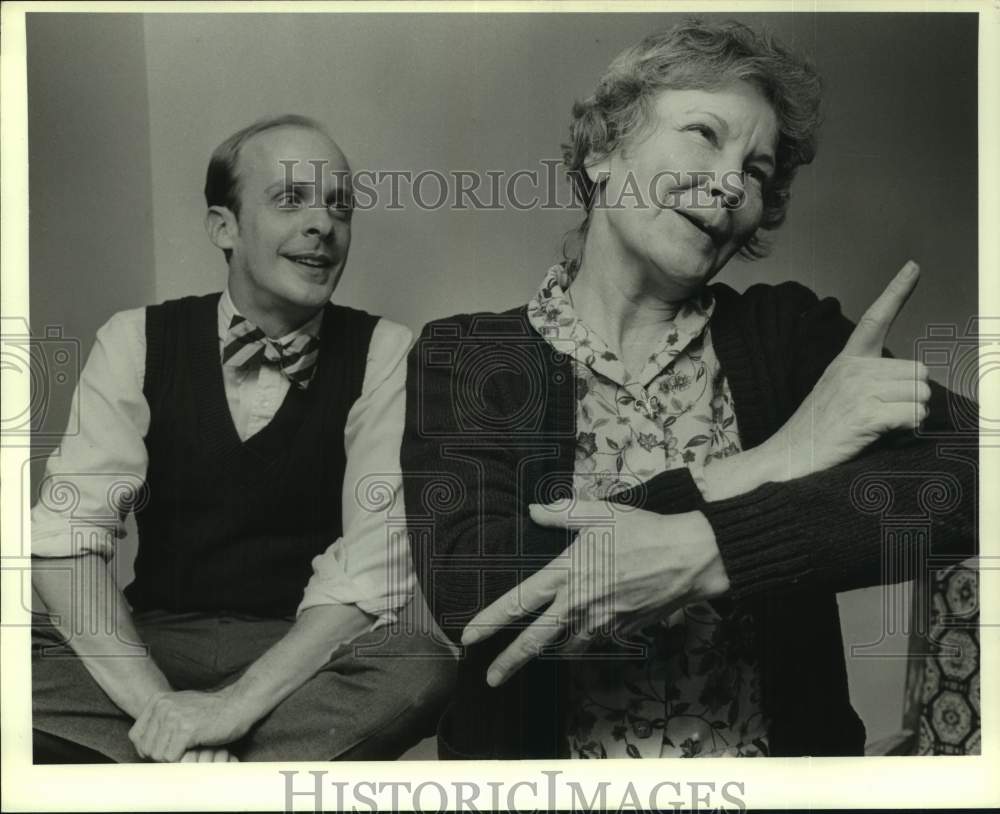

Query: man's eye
276;193;302;208
328;199;354;218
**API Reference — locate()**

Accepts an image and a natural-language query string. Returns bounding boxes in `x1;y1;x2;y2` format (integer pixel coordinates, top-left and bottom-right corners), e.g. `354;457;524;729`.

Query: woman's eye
689;124;718;146
745;167;768;185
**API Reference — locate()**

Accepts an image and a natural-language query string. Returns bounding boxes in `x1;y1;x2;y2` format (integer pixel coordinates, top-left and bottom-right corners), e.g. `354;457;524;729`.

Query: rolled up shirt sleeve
31;309;150;560
297;319;415;625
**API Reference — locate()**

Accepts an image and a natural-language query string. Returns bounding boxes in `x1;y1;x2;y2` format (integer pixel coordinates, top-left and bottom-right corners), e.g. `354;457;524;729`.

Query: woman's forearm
700;437;977;599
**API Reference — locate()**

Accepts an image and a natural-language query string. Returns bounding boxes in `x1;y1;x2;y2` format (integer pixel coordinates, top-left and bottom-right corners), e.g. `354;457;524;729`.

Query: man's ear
205;206;238;251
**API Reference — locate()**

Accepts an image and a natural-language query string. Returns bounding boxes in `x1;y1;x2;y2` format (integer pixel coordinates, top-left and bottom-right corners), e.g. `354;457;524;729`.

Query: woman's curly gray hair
563;18;822;260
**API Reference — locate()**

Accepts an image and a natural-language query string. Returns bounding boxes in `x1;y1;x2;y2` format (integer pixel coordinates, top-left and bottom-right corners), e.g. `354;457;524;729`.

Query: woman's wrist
675;510;730;598
698;442;784;502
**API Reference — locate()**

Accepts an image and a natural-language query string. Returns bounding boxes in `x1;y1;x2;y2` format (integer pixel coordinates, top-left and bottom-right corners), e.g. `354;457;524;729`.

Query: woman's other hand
461;500;727;687
703;261;930;499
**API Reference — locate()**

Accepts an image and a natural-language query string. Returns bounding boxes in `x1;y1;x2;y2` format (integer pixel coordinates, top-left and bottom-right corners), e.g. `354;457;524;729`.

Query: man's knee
357;625;458;723
355;648;457;757
333;657;456;761
244;640;457;762
403;650;458;715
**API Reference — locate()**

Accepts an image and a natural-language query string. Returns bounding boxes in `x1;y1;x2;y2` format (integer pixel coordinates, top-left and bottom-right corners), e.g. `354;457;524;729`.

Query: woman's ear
205;206;237;252
583;151;612;188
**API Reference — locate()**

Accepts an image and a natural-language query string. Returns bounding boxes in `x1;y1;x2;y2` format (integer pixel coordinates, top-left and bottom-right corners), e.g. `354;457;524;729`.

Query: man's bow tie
222;315;320;389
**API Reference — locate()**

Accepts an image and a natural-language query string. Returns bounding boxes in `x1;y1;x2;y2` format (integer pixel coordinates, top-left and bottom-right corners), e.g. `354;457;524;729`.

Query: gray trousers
32;597;457;762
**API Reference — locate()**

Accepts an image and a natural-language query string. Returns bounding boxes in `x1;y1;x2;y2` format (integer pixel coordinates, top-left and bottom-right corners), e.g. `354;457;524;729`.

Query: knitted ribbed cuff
613;467;705;514
699;481;814;600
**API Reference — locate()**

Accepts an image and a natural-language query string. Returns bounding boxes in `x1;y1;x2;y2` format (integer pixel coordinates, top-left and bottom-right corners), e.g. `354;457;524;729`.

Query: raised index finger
843;260;920;357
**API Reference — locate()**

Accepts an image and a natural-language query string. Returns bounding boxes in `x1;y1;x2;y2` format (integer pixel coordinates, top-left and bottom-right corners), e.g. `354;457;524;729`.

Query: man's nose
302;207;337;239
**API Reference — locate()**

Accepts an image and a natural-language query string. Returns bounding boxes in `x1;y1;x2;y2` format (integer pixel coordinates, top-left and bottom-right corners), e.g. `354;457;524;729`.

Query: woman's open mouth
673;210;723;247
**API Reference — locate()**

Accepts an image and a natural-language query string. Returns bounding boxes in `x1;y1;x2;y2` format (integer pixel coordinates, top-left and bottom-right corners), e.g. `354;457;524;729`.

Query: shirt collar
217;288;325;346
527;263;714;387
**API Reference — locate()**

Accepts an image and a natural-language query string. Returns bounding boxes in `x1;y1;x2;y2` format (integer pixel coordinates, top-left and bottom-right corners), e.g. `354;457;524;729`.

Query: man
31;114;455;762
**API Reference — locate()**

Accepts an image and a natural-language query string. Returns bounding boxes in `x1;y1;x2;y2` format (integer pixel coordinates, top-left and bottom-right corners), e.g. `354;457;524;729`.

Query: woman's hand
704;261;930;498
461;500;727;687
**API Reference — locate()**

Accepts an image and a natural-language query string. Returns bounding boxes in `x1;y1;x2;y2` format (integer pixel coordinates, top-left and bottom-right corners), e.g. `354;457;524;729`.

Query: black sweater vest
126;294;378;618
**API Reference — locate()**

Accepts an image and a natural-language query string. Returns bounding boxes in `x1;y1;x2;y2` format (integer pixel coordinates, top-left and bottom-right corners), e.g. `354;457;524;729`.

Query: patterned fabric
527;264;768;759
223;314;320;389
903;563;980;754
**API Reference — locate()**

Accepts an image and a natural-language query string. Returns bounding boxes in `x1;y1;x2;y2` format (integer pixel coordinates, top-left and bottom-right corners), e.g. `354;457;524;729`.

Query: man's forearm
32;554;171;718
222;603;376;727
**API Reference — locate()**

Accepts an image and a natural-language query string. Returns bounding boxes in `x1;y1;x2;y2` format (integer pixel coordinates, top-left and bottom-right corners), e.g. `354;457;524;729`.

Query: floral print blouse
527;264;769;759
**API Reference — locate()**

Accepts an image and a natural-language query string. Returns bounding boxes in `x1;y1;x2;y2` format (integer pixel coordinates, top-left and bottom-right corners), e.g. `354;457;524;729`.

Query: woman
402;19;976;759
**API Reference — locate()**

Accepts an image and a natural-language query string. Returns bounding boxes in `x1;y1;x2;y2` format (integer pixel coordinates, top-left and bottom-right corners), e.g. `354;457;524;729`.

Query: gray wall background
27;11;978;746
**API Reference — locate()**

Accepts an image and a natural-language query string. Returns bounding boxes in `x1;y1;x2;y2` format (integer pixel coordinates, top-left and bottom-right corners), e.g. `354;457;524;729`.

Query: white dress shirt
31;289;414;623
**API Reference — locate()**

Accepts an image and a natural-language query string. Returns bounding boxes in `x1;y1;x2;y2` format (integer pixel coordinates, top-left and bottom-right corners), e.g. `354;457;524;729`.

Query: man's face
217;126;353;328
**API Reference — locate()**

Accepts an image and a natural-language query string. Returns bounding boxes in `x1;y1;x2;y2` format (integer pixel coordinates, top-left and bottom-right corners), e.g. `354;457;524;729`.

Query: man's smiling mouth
285;253;334;269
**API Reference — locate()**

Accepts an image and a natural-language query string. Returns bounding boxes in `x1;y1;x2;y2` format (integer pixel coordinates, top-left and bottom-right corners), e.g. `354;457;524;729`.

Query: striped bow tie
222;315;320;389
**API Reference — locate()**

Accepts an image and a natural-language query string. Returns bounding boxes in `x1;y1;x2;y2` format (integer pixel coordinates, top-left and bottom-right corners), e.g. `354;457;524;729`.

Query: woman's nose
707;166;745;210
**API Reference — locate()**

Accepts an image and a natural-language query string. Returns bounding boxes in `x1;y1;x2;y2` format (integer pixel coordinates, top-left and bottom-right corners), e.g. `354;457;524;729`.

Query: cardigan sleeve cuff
699;481;816;600
612;467;705;514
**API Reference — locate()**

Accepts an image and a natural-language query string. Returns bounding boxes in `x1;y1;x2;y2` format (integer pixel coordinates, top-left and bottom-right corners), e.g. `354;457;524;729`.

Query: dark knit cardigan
402;280;977;759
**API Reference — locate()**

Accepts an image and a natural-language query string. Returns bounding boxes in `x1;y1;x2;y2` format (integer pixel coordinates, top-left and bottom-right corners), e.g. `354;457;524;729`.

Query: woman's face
586;81;779;300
